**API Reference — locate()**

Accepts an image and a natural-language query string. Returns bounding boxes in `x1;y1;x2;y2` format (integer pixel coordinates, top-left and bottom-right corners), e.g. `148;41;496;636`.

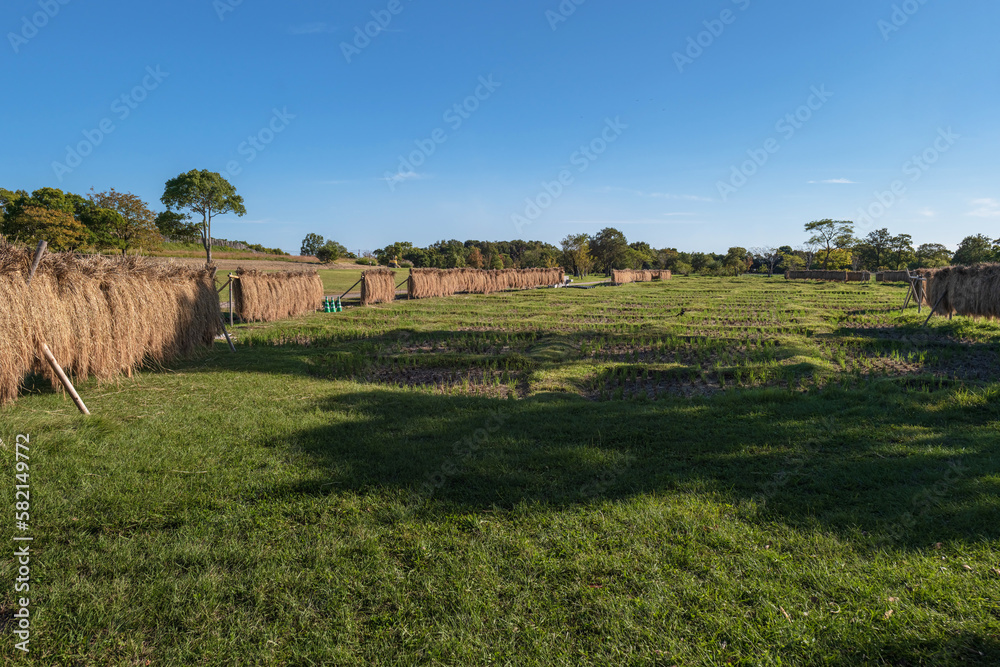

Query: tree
628;241;656;269
8;205;88;250
560;233;593;277
804;219;855;269
751;247;782;277
913;243;951;269
88;189;162;255
858;228;893;270
316;240;347;263
155;210;200;243
301;233;325;257
952;234;995;265
589;227;629;274
723;247;750;276
374;241;414;266
161;170;246;264
466;247;485;269
888;233;914;270
781;251;806;272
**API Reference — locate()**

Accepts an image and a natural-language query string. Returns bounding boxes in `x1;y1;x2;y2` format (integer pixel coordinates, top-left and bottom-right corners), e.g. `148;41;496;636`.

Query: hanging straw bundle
0;243;220;406
360;269;398;305
612;269;670;285
232;268;323;322
876;271;912;282
918;264;1000;319
407;268;564;300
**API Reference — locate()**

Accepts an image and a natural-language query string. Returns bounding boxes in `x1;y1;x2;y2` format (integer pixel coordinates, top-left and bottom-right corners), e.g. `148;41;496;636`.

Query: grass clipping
917;264;1000;318
233;268;323;322
612;269;671;285
408;268;564;300
361;269;398;306
0;243;220;406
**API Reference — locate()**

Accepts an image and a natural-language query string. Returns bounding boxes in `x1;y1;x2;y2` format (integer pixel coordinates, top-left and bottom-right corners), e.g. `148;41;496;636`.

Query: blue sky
2;0;998;255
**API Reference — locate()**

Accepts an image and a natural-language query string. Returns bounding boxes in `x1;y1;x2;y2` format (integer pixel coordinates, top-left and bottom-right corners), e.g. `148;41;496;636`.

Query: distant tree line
1;171;254;264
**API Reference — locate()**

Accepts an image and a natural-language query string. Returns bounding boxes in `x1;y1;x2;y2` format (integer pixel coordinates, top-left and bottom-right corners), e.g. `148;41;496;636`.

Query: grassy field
2;276;999;665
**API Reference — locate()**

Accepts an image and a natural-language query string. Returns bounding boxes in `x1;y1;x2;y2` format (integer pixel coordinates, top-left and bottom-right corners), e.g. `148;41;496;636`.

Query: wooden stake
923;292;947;327
338;279;362;301
40;343;90;416
218;317;236;353
25;240;47;286
228;275;234;327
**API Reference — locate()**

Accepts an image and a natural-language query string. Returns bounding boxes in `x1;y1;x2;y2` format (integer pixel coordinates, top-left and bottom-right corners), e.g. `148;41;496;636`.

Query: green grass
2;276;999;665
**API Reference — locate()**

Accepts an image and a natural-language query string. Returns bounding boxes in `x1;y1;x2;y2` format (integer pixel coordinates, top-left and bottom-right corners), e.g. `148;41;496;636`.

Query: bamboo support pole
40;344;90;415
228;275;234;326
923;292;947;327
218;317;237;353
338;279;362;300
24;240;91;415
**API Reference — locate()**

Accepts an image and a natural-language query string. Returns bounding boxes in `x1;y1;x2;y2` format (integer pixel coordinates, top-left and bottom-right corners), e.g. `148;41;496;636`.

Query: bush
355;258;377;266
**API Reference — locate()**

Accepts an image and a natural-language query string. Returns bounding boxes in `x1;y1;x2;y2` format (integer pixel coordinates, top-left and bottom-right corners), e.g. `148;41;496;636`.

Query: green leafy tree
952;234;995;265
913;243;952;268
161;170;246;264
316;240;348;263
88;188;162;255
589;227;629;274
888;233;914;270
560;233;593;277
155;210;200;243
723;247;750;276
857;228;893;270
805;219;855;269
9;205;88;250
301;233;325;256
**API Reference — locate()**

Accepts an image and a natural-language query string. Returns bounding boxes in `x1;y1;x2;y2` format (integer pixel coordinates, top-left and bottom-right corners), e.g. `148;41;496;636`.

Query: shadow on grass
264;377;1000;553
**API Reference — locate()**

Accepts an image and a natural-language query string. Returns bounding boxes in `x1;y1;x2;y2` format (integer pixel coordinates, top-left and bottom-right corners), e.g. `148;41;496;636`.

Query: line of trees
790;219;973;272
0;171;272;263
306;220;995;277
0;186;163;254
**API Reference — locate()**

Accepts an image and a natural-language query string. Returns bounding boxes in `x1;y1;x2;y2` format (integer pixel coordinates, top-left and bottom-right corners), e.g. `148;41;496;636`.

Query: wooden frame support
25;240;91;416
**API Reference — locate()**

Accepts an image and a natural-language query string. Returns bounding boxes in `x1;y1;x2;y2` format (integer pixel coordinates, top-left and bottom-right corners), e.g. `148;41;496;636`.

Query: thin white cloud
968;198;1000;217
596;186;711;202
382;171;427;184
807;178;856;184
917;208;936;218
287;22;336;35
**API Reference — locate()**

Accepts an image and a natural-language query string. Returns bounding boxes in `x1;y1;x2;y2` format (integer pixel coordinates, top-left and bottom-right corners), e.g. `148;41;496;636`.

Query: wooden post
228;274;234;327
40;343;90;416
23;240;91;416
26;240;47;285
923;292;947;327
218;317;236;353
338;279;362;301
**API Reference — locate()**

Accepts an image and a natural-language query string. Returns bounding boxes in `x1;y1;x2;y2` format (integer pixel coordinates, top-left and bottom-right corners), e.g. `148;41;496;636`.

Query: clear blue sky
3;0;998;255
